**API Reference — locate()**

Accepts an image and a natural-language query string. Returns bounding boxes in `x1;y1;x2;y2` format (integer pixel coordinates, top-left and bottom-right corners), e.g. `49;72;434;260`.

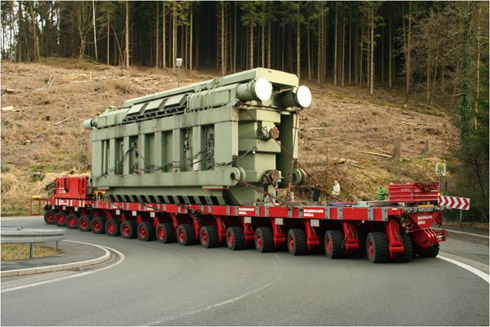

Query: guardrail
1;226;65;259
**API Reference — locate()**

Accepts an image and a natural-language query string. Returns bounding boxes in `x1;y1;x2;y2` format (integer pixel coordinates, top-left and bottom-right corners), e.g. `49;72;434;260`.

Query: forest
0;1;489;219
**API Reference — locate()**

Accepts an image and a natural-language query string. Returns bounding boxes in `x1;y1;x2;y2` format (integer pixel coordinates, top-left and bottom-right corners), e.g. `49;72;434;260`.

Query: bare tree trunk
172;4;177;71
261;21;265;67
334;3;338;86
431;46;439;105
281;26;285;71
106;10;110;65
233;4;237;72
296;17;300;79
249;20;253;69
381;25;384;84
341;4;345;87
155;1;159;67
348;5;352;85
388;10;392;88
221;3;225;75
426;35;430;101
29;2;40;62
189;4;193;71
317;7;322;83
307;22;311;81
162;3;166;68
267;15;271;68
370;10;374;95
360;20;363;88
403;1;412;96
323;9;327;81
184;24;188;69
125;1;129;68
92;0;98;61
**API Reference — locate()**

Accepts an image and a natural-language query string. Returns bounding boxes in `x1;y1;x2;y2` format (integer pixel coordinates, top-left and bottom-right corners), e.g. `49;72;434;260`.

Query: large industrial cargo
83;68;310;206
37;68;451;264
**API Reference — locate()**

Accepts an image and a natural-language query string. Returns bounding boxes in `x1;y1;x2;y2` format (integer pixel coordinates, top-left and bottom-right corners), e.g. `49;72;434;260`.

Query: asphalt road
1;217;489;326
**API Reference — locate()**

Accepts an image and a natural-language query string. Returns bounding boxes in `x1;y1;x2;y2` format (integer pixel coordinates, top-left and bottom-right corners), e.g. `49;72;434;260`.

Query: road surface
2;217;488;326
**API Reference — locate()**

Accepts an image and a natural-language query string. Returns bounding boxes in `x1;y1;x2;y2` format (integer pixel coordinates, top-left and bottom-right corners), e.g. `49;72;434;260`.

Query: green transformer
83;68;311;205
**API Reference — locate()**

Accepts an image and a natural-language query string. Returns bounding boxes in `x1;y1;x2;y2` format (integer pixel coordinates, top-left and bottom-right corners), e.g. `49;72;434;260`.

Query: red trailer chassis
39;194;447;263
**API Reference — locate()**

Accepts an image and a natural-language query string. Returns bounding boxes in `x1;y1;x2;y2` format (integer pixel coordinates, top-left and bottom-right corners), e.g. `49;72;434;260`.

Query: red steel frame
38;195;448;260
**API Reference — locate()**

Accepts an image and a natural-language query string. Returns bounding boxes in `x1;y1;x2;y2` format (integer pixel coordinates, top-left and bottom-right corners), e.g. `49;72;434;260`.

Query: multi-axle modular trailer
39;68;447;263
40;176;447;263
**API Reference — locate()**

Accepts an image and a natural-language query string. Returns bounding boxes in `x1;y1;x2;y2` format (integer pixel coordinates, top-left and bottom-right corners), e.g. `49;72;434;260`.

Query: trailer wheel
396;233;413;262
138;221;156;241
121;220;137;239
200;226;219;248
420;243;439;258
325;230;345;259
91;217;106;234
44;210;56;225
255;227;274;253
55;212;67;227
66;214;78;229
106;220;121;237
366;232;389;263
226;226;245;251
177;224;195;246
156;223;175;243
78;215;92;232
287;229;307;256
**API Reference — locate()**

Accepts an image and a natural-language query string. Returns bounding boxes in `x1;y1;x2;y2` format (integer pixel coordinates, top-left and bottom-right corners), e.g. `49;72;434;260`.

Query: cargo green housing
84;68;308;205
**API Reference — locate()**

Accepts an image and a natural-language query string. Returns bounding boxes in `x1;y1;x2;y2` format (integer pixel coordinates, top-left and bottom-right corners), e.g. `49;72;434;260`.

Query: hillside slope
1;59;458;214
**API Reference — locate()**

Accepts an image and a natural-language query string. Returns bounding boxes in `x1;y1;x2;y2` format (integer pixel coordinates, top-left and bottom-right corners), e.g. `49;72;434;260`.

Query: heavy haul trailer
41;68;447;263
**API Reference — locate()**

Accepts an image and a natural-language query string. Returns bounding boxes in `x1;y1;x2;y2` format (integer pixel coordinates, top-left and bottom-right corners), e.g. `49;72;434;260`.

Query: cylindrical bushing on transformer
236;77;273;102
278;85;312;108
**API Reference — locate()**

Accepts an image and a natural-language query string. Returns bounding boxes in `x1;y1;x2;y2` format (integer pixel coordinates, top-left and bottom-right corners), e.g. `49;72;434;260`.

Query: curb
1;244;111;278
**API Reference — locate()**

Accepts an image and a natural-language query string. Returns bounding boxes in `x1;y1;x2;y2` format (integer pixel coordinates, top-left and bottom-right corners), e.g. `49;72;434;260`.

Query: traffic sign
438;195;470;210
435;162;446;176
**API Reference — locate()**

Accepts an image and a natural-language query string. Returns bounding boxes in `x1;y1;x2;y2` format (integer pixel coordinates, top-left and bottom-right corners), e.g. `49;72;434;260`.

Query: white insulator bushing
236;77;273;102
279;85;312;108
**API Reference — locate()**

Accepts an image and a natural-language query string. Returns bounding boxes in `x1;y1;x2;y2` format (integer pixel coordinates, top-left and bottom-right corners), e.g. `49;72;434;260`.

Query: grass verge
1;243;61;261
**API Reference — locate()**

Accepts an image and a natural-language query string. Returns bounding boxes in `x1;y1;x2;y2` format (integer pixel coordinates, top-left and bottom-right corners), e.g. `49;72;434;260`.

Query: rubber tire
138;221;156;241
177;224;195;246
105;219;121;237
287;229;307;256
91;217;106;234
325;230;345;259
226;226;246;251
66;214;79;229
420;243;440;258
120;220;137;239
55;212;67;227
255;227;274;253
200;226;219;248
44;210;56;225
78;215;92;232
366;232;389;263
156;223;175;243
396;233;413;262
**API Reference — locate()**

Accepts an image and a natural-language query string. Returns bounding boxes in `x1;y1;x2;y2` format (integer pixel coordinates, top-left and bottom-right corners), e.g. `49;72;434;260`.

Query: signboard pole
459;210;463;227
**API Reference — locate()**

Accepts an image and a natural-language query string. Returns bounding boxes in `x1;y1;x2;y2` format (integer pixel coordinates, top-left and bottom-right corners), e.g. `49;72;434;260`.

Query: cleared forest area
1;58;458;215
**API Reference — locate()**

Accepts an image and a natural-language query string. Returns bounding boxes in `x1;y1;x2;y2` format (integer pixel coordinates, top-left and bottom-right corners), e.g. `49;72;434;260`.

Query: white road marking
1;240;125;293
439;255;489;284
148;254;285;325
